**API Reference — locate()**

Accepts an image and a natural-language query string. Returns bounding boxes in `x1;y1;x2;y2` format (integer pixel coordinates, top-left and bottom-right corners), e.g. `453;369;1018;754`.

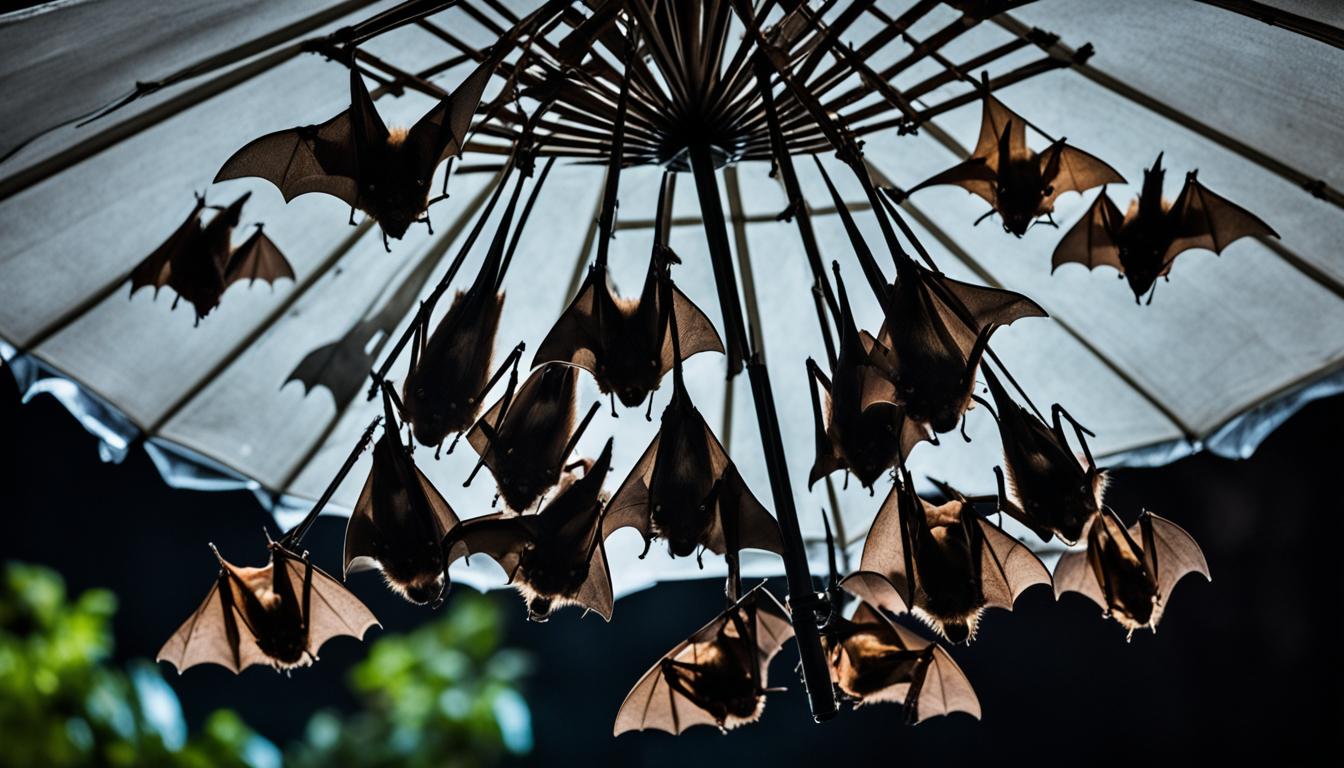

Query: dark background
3;361;1341;765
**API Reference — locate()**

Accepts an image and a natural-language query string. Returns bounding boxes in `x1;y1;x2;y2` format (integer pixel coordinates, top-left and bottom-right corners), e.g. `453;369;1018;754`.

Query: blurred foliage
0;563;532;768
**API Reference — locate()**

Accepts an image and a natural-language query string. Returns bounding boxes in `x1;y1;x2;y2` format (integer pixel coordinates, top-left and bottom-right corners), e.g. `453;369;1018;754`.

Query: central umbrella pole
687;142;838;723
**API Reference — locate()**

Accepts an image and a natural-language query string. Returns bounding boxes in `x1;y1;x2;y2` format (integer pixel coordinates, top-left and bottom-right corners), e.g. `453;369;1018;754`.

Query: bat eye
416;387;426;397
1043;185;1054;196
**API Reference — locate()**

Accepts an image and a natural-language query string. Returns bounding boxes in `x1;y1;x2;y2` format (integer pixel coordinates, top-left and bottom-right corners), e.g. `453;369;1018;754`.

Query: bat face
402;290;505;446
647;397;719;557
357;128;434;240
470;364;579;511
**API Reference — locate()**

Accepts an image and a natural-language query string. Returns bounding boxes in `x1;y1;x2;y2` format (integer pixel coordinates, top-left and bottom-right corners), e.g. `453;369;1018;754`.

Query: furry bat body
613;586;794;735
843;472;1049;644
904;90;1123;235
1053;153;1278;302
1055;509;1209;636
466;363;600;511
344;385;460;605
158;540;377;673
447;439;615;622
981;365;1106;545
130;192;293;322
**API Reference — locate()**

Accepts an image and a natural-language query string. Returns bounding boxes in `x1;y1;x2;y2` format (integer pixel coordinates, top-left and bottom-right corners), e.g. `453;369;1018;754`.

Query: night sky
3;361;1341;764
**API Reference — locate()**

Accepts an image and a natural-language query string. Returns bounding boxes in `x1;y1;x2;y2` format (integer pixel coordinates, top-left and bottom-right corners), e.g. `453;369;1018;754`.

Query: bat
902;87;1123;236
344;383;460;605
465;362;601;512
825;601;981;723
842;469;1050;644
808;262;929;491
533;242;724;414
613;585;794;735
158;538;378;673
400;173;529;449
445;438;616;623
129;192;294;323
602;274;783;562
816;159;1046;435
214;50;496;241
1055;509;1209;637
979;364;1107;545
1052;152;1278;303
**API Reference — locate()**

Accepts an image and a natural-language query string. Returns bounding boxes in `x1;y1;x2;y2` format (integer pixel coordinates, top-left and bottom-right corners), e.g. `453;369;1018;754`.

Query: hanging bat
1055;509;1209;637
1052;152;1278;303
214;50;496;240
809;262;929;491
825;601;981;722
843;470;1050;644
130;192;294;323
613;585;794;735
400;173;528;449
603;275;782;561
533;242;724;414
344;383;461;605
464;363;601;512
902;87;1123;236
158;538;378;673
979;364;1106;545
445;438;615;622
816;160;1046;435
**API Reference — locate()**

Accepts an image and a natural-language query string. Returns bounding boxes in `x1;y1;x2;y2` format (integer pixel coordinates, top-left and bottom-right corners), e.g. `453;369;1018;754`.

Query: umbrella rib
1193;0;1344;49
992;13;1344;210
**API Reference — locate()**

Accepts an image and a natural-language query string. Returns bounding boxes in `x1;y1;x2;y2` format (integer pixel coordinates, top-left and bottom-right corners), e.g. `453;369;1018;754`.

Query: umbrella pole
687;143;837;724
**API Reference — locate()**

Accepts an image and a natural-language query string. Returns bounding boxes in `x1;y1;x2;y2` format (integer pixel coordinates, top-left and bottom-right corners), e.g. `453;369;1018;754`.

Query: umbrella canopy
2;0;1341;601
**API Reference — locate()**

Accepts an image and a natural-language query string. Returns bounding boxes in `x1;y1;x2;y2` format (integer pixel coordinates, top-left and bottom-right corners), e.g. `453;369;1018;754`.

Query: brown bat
464;362;601;512
843;470;1050;644
902;87;1123;236
808;262;928;491
158;539;378;673
214;49;496;241
130;192;294;323
816;160;1046;435
1055;509;1209;637
613;585;794;735
344;383;460;606
979;364;1107;545
602;276;782;562
825;601;981;723
446;438;615;623
1053;153;1278;303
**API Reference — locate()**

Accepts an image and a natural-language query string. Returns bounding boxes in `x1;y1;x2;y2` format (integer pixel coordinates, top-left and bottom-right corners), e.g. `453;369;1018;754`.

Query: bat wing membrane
214;110;359;207
976;517;1051;610
1165;176;1278;264
275;549;379;655
1051;547;1106;609
130;204;203;295
600;433;659;543
1133;512;1209;605
1040;142;1125;206
1052;190;1125;273
223;229;296;288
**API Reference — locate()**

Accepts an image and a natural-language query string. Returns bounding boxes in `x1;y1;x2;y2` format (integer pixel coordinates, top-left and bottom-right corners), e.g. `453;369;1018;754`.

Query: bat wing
849;484;913;608
1051;547;1106;609
972;93;1026;172
1165;175;1278;263
157;577;265;674
130;203;203;295
1039;142;1125;206
223;228;296;288
903;158;998;206
613;637;720;735
404;56;498;173
840;571;909;615
601;433;659;544
914;642;981;721
935;272;1048;338
343;471;381;576
532;278;600;374
416;465;460;536
977;517;1051;611
573;541;615;621
214;110;359;207
808;374;844;488
275;549;378;655
464;397;506;472
450;513;536;582
1051;190;1125;273
703;453;784;556
746;588;796;675
658;285;726;374
1135;512;1210;606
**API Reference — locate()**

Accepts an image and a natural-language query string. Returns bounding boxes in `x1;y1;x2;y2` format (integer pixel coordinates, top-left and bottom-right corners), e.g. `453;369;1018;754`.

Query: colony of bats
141;0;1275;735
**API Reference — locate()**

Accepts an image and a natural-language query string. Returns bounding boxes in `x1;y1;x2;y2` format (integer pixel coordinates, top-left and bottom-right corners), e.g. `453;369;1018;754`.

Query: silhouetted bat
465;363;601;512
843;470;1049;644
130;192;294;323
825;601;980;722
401;175;528;449
446;438;615;623
817;161;1045;434
1055;509;1209;637
158;539;377;673
603;277;782;561
1053;153;1278;303
534;243;724;412
980;365;1106;545
613;585;793;735
344;384;460;605
214;51;496;240
808;262;928;491
903;89;1123;236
